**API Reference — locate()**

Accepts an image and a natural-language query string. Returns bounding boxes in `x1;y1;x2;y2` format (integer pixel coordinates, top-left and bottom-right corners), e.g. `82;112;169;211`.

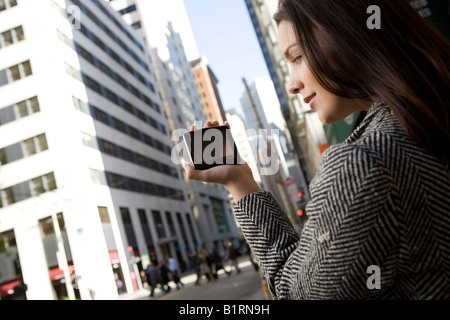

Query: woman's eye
293;55;302;64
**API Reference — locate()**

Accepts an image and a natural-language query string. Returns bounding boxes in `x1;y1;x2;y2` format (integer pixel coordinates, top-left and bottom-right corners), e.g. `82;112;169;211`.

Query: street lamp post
242;78;299;227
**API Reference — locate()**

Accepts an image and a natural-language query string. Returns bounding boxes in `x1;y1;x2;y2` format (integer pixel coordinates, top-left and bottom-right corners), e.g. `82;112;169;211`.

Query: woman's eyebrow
283;44;298;58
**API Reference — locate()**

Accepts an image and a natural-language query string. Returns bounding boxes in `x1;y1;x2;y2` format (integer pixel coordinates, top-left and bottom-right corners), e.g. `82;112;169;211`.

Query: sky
183;0;271;118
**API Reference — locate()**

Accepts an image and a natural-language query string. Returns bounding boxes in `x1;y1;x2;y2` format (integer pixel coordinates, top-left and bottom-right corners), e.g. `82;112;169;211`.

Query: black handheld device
183;125;242;171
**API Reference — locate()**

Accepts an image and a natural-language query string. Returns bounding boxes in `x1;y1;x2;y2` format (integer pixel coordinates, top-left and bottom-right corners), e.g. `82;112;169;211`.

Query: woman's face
277;20;370;124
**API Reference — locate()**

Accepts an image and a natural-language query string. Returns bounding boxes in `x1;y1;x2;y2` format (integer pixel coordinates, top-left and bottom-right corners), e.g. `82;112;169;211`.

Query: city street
119;256;269;301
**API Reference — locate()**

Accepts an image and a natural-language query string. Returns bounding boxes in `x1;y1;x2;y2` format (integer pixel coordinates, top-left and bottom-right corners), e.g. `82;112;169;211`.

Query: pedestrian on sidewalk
158;259;172;293
226;241;241;274
166;255;184;289
210;248;231;279
188;250;201;285
145;261;168;297
197;249;215;285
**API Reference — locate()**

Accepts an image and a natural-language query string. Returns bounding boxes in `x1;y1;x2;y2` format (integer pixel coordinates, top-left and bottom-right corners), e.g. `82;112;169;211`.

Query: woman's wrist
224;175;262;203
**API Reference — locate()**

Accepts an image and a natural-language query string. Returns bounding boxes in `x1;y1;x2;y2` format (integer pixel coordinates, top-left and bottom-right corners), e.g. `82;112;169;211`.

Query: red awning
0;279;22;297
109;251;120;264
49;265;75;282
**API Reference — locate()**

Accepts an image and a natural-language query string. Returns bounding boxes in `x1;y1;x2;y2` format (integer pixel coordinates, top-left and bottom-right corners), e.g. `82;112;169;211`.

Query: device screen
184;125;242;170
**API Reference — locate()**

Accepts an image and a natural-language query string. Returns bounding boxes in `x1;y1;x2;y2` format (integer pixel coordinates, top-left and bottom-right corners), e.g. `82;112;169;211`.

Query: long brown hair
274;0;450;159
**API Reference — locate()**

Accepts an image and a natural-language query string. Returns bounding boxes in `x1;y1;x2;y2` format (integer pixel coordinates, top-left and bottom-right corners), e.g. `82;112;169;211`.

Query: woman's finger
204;120;213;128
182;159;204;181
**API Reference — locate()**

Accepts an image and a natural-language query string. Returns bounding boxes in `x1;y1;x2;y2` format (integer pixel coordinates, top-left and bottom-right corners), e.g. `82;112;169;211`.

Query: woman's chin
318;112;347;125
317;113;332;125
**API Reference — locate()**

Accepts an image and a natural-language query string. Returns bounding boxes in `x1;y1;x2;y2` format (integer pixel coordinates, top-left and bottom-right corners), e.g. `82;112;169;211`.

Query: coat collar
344;97;389;144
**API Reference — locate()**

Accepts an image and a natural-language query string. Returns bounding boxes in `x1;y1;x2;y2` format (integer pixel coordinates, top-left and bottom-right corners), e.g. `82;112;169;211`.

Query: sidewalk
117;256;255;300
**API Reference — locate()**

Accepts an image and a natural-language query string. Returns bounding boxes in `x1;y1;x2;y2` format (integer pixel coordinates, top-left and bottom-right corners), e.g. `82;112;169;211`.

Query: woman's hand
182;120;262;202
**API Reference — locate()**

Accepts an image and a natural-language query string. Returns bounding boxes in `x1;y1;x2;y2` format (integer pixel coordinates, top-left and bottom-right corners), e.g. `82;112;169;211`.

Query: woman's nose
288;75;303;95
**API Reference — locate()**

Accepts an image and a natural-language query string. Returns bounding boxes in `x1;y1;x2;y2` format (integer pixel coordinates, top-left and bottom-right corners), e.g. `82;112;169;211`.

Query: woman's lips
303;94;316;109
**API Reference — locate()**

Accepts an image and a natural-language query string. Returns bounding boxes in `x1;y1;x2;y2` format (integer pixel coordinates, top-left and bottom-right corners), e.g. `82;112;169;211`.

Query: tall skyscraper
0;0;201;300
191;56;227;124
225;109;263;187
107;0;242;254
244;0;331;182
240;76;307;231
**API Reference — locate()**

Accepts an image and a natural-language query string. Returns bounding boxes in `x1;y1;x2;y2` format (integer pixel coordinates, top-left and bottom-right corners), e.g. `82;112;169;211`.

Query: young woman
183;0;450;299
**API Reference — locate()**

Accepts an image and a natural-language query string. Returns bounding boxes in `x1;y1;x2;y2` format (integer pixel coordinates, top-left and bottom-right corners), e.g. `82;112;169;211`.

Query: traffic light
298;192;303;202
297;199;308;224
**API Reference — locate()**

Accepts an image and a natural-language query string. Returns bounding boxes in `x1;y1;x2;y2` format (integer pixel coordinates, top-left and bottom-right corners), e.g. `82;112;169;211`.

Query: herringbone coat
234;100;450;299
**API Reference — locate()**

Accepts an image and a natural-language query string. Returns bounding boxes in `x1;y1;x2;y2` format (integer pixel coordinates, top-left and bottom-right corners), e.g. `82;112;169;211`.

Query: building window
0;230;25;299
37;134;48;151
120;207;139;250
186;214;197;246
129;127;141;140
44;173;57;191
89;168;106;185
84;76;101;93
119;4;137;15
92;107;109;124
99;139;116;156
106;172;124;189
22;60;32;77
21;134;47;157
0;25;24;48
131;21;141;30
0;133;48;165
112;118;126;133
210;197;229;233
120;208;131;223
0;0;17;12
9;64;20;81
65;63;80;80
23;137;37;156
31;176;45;196
0;172;56;207
16;100;29;118
143;182;155;195
176;213;187;240
38;213;78;300
81;132;98;149
119;147;134;163
88;105;170;156
165;212;176;237
1;188;14;207
80;71;165;134
4;60;32;84
98;206;111;223
127;178;141;192
57;29;72;47
136;154;147;167
0;148;5;166
156;185;166;197
138;209;155;258
102;170;183;200
72;96;89;114
152;210;166;239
